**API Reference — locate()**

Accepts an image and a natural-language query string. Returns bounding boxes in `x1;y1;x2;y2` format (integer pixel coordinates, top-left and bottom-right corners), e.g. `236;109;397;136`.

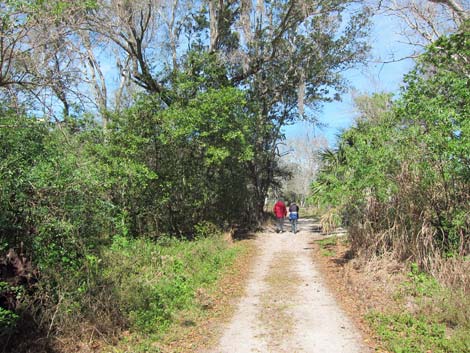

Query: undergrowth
316;236;344;257
100;233;242;350
367;263;470;353
367;312;465;353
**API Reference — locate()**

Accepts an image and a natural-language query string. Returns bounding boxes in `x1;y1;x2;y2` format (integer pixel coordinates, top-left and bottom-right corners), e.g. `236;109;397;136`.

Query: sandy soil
207;218;371;353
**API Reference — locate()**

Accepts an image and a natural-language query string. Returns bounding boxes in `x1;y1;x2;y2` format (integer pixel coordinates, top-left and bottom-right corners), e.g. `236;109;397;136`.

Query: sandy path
208;218;370;353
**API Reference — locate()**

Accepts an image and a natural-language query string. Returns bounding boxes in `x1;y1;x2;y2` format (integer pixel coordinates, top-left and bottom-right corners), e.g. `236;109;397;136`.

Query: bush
101;233;239;334
0;307;18;331
0;83;258;349
312;27;470;266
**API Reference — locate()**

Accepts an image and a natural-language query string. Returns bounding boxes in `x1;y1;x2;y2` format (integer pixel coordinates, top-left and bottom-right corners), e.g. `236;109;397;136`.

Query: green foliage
400;264;470;333
29;133;112;270
316;236;338;248
102;234;240;334
1;74;258;350
404;263;440;296
194;221;221;239
367;264;470;353
367;312;462;353
0;307;18;331
312;34;470;353
0;114;118;347
0;282;19;331
104;86;255;237
0;112;47;240
316;236;342;257
312;27;470;262
1;1;373;349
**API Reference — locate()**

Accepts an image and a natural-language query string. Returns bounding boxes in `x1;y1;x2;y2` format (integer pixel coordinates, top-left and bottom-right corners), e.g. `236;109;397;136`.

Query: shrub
101;233;239;334
312;27;470;266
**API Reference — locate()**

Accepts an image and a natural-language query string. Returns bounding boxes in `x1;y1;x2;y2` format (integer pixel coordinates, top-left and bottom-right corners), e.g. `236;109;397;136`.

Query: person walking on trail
273;199;287;233
289;202;300;234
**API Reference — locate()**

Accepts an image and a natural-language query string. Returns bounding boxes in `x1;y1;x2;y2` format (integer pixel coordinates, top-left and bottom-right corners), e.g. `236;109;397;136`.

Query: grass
366;263;470;353
96;233;254;352
311;236;470;353
320;249;335;257
96;233;241;349
367;311;470;353
316;236;338;257
297;207;319;218
316;236;338;247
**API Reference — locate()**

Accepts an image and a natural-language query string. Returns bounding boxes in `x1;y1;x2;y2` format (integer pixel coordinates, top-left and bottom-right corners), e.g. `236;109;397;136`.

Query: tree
281;132;328;206
377;0;469;48
83;0;178;102
0;0;372;222
429;0;469;20
202;0;371;218
352;91;393;124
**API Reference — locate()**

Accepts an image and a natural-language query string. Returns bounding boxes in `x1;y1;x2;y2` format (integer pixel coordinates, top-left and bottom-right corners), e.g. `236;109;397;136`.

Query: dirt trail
207;218;370;353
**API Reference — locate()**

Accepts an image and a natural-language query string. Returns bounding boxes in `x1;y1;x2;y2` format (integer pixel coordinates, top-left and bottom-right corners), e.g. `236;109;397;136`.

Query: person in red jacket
273;198;287;233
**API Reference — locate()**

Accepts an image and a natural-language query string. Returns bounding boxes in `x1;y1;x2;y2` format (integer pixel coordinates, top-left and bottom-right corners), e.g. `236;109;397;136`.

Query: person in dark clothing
288;202;300;233
273;199;287;233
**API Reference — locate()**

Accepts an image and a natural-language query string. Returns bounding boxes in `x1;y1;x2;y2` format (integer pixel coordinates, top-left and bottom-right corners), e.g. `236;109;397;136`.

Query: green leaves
102;233;239;333
118;86;255;235
367;312;454;353
313;26;470;260
0;306;19;331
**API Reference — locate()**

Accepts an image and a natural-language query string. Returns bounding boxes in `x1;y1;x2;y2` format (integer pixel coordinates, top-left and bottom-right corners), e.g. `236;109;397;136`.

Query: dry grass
258;252;301;350
319;208;341;235
311;237;470;353
429;256;470;293
310;241;407;352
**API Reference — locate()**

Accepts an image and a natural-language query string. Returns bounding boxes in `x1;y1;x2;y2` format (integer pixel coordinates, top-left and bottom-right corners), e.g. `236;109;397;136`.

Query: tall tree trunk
209;0;219;51
82;32;108;126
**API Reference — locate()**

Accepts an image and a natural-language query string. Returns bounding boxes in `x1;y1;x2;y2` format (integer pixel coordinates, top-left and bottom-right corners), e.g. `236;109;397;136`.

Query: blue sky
286;13;417;146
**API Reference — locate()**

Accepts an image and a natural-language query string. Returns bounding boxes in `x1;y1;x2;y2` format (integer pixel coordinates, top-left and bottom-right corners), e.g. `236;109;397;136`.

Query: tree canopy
312;22;470;264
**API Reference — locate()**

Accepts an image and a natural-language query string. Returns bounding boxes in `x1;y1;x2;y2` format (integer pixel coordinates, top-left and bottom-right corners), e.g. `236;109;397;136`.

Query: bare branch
380;0;469;50
428;0;469;20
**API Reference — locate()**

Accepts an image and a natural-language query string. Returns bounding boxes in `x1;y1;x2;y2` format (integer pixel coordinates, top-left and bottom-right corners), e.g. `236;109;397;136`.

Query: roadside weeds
156;237;257;353
312;236;470;353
